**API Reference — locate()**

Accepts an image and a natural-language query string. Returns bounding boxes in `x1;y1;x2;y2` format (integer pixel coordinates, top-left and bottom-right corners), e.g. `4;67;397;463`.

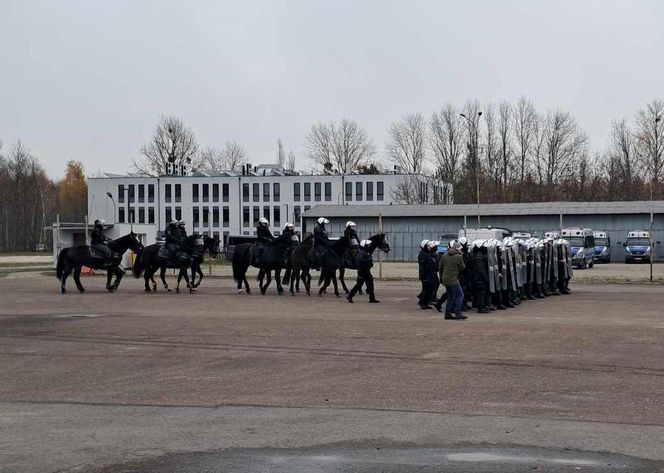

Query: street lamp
105;192;117;224
649;115;661;283
460;111;483;227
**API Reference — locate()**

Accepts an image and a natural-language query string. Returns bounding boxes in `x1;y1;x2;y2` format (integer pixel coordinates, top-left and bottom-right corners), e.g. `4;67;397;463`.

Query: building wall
304;213;664;262
88;173;450;246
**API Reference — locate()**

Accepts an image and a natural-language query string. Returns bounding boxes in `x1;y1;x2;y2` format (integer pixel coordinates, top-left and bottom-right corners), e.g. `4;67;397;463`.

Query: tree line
0;140;87;252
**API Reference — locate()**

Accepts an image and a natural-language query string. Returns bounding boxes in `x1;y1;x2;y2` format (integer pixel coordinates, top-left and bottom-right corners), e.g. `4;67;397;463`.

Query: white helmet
473;239;485;249
317;217;329;225
458;236;468;246
346;221;357;229
283;222;294;230
447;239;457;249
95;218;106;225
427;240;439;250
177;220;186;226
420;239;430;249
360;239;370;247
259;217;269;226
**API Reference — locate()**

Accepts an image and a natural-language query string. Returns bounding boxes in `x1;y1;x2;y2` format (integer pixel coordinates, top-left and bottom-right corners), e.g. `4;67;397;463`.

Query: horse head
377;232;390;253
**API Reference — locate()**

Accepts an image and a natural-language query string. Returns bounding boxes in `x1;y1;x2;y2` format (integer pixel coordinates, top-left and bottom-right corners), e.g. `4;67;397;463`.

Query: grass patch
0;262;52;268
0;252;50;257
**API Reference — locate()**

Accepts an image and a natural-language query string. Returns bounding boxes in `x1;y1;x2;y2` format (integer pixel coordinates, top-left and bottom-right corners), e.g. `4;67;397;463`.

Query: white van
458;227;510;242
560;228;595;269
623;230;651;263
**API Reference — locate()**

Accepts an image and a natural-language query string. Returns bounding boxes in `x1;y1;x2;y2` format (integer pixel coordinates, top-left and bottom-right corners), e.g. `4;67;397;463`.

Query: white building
76;164;451;249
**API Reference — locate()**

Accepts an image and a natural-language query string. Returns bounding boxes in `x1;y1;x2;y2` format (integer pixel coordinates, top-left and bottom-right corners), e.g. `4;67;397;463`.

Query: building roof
302;201;664;218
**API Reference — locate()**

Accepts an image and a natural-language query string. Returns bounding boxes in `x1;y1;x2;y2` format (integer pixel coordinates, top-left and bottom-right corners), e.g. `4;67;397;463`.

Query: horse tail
56;249;68;279
132;249;145;278
232;247;245;283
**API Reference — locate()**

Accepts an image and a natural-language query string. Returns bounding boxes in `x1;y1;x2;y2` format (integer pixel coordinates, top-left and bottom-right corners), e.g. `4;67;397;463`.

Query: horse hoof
61;289;66;294
238;289;244;294
78;289;85;293
167;289;172;292
176;289;180;294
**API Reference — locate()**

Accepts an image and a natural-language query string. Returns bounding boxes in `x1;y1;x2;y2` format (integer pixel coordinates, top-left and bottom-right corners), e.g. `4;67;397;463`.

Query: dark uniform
90;221;111;265
347;243;377;303
418;246;438;309
311;222;329;270
343;226;360;267
254;223;274;265
471;245;491;313
164;222;180;259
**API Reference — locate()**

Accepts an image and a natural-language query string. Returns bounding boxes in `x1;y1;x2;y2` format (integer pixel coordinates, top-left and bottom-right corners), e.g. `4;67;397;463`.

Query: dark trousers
473;282;487;310
419;279;437;307
349;268;375;301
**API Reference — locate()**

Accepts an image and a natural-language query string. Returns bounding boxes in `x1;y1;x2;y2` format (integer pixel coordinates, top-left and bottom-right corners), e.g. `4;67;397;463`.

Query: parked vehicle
560;228;595;269
436;233;459;254
512;231;533;241
623;230;652;264
458;227;511;242
593;231;611;263
223;234;257;261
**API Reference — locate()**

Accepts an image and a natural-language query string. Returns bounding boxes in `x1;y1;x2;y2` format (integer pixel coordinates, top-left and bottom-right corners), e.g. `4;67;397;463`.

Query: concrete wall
304;213;664;262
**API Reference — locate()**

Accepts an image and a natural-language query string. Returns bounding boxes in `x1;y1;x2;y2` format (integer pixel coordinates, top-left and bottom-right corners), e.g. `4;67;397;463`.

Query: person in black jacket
311;217;329;270
417;239;439;309
90;219;112;266
254;217;274;265
347;240;378;303
471;240;491;313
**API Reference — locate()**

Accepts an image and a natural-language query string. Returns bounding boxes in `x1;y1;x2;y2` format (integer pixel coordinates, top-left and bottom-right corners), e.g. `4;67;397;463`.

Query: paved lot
1;275;663;472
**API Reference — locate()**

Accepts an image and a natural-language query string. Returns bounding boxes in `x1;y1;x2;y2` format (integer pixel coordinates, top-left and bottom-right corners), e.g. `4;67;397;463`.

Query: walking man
347;240;379;304
435;240;468;320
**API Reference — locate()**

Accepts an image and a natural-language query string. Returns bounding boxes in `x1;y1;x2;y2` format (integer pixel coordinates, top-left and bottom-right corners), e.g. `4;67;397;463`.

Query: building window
148;207;155;224
273;206;281;227
273;183;280;202
263;183;270;202
128;184;135;203
148;184;155;203
129;208;135;224
355;182;363;201
193;207;200;227
165;184;171;203
192;184;199;203
304;182;311;201
212;183;219;202
345;182;352;202
202;183;209;202
253;183;259;201
294;183;301;201
263;206;270;222
314;182;321;201
165;207;172;223
366;182;374;201
253;206;260;226
175;184;181;203
222;183;229;202
377;181;384;201
175;206;182;221
213;207;219;227
138;185;145;203
138;207;145;224
294;206;301;225
324;182;331;201
202;206;209;226
118;185;125;203
242;206;249;227
222;231;229;245
223;207;229;227
119;207;126;223
242;183;249;202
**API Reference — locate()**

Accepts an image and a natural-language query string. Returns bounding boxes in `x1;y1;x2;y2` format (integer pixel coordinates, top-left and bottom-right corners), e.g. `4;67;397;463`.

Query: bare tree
497;101;513;200
286;151;296;171
533;110;588;199
306;119;375;173
460;99;483;203
135;115;202;176
201;140;247;172
390;175;428;204
429;104;466;185
385;113;427;173
482;104;499;199
513;96;538;190
634;99;664;198
606;119;641;199
276;138;286;168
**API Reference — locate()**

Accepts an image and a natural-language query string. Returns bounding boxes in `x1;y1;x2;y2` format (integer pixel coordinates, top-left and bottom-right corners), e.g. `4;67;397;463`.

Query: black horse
285;234;313;296
189;235;221;290
232;232;297;295
133;235;217;293
56;233;143;294
337;233;391;293
316;235;350;297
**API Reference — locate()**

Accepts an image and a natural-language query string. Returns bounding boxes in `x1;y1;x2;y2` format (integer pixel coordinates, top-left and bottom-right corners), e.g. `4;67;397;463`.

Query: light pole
649;115;661;283
106;192;117;224
460;111;483;227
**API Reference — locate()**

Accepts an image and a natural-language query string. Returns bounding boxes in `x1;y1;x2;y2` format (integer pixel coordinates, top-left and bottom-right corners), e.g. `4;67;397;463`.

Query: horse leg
194;265;204;289
303;270;311;296
112;267;124;291
106;270;114;291
339;268;349;294
176;269;183;293
261;271;272;295
275;269;284;295
73;266;85;292
243;275;251;294
60;264;72;294
161;267;171;292
319;271;330;297
332;272;340;297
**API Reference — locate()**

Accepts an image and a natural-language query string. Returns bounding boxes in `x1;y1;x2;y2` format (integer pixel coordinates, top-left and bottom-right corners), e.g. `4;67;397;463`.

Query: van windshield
595;238;608;246
568;237;585;247
627;238;649;246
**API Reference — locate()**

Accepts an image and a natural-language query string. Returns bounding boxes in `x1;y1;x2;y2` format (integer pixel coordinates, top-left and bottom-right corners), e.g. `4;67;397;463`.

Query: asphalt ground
1;275;663;472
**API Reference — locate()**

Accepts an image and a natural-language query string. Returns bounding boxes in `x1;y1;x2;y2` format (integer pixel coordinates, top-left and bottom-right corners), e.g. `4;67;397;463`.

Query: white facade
87;170;452;245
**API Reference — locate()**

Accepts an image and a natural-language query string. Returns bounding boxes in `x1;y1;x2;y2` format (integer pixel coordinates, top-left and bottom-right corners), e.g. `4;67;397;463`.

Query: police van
512;231;533;241
458;227;510;242
592;231;611;263
623;230;652;264
560;227;595;269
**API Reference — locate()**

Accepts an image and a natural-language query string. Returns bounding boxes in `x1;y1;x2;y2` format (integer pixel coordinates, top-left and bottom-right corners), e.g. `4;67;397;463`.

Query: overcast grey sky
1;0;662;178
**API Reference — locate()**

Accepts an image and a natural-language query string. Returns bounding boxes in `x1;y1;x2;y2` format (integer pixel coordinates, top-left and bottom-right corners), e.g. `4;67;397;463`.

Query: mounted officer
253;217;274;266
347;239;379;304
163;220;181;260
90;219;112;267
311;217;329;270
176;220;188;240
343;221;360;267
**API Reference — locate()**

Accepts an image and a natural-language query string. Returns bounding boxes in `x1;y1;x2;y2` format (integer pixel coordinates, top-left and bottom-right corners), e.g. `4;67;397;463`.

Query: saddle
343;247;359;269
90;246;119;266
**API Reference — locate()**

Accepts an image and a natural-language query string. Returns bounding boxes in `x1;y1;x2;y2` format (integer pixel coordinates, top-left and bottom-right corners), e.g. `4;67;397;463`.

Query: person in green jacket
435;240;468;320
